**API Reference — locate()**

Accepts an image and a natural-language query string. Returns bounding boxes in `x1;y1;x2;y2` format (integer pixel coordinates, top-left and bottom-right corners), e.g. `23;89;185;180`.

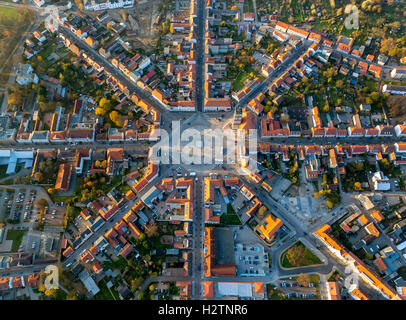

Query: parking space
1;189;16;223
0;186;65;231
23;229;61;259
276;280;319;299
0;187;37;227
269;176;292;200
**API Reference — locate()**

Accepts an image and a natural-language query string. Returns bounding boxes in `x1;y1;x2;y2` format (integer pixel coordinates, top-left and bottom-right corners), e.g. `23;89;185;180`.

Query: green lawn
280;241;322;268
244;0;254;12
397;266;406;281
6;228;27;252
220;204;241;225
266;284;286;300
0;165;8;179
95;279;120;300
0;6;20;24
0;6;34;87
52;195;76;202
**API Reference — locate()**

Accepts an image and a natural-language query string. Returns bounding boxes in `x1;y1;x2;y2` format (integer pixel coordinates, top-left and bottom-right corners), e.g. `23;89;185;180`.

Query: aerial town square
0;0;405;305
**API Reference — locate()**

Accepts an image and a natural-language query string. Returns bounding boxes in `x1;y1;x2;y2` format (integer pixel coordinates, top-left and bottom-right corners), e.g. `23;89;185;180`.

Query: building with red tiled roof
92;261;103;274
204;208;220;224
128;222;142;239
204;227;236;278
89;244;99;257
12;276;25;289
119;243;133;259
327;282;341;300
314;224;402;300
0;277;10;290
27;273;40;288
55;163;72;191
80;208;91;221
106;148;124;176
63;246;74;258
176;281;192;297
80;250;94;264
348;127;365;137
255;214;283;243
203;281;214;298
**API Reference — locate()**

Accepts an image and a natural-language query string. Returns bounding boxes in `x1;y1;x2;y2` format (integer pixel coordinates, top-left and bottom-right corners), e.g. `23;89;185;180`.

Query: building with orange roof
0;277;10;290
254;282;265;295
374;257;388;273
365;222;380;238
366;54;374;62
357;214;369;226
204;227;236;277
119;243;133;259
176;281;192;297
369;64;382;78
349;288;369;300
203;281;214;298
329;148;337;168
128;222;142;239
204;177;224;205
327;282;341;300
308;32;322;43
27;273;40;288
92;261;103;275
63;246;74;258
287;25;309;39
370;210;384;222
246;197;263;217
261;181;272;192
164;177;194;222
314;224;402;300
89;244;99;257
204;208;220;224
311;107;321;128
275;21;289;33
55;163;72;191
12;276;25;289
255;214;283;243
80;208;91;221
238;108;257;135
395;142;406;153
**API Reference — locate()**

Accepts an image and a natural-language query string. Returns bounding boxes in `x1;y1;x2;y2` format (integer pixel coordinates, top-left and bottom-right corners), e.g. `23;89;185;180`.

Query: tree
145;221;158;238
380;38;396;54
322;101;330;113
120;9;127;22
280;113;290;124
297;273;311;287
285;246;306;266
354;182;363;191
99;97;112;113
109;111;123;127
34;171;43;183
45;288;57;297
34;198;48;210
257;206;267;219
95;107;106;116
47;188;56;196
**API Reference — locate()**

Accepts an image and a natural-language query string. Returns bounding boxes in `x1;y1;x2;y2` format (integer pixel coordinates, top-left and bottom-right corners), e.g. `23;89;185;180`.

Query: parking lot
276;279;319;299
0;186;65;255
0;188;37;227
